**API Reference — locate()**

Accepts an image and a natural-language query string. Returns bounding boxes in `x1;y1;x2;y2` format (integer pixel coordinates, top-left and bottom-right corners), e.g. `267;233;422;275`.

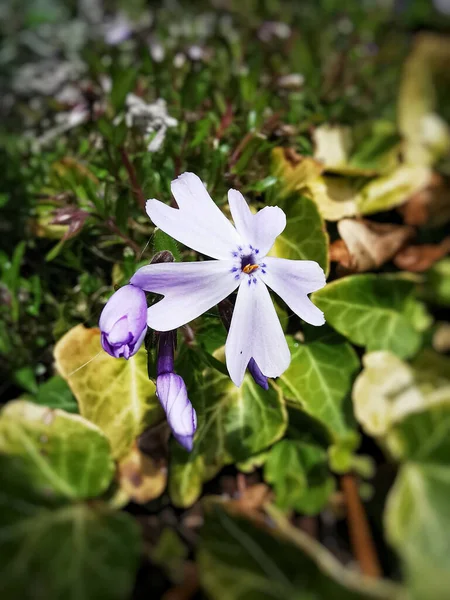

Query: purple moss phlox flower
99;284;147;359
156;331;197;451
130;172;326;387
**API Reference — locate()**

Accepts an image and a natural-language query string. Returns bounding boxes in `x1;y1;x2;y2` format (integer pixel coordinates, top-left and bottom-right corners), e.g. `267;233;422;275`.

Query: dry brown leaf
335;219;415;272
118;442;167;504
393;237;450;272
329;239;354;270
398;173;450;227
433;323;450;353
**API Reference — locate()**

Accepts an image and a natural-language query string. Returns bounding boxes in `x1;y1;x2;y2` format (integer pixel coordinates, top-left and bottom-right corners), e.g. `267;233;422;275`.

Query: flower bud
156;373;197;451
99;284;147;359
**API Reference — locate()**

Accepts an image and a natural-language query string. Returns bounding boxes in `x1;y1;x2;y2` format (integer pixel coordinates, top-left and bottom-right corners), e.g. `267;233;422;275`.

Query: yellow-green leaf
0;400;115;500
54;325;162;459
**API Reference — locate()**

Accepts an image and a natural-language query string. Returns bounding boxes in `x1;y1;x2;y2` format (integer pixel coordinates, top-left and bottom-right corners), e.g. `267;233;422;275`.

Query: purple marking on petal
261;269;266;274
235;274;241;280
255;249;259;254
248;358;269;390
247;278;252;286
231;267;238;272
252;278;257;284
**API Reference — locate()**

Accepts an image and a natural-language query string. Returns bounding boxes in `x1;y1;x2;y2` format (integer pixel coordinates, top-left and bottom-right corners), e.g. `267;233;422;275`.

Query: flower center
243;263;259;274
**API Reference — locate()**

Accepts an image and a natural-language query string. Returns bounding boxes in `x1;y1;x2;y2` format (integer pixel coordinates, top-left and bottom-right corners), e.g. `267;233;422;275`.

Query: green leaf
110;67;138;112
32;375;79;414
264;439;335;515
0;459;141;600
13;366;38;394
54;325;162;460
153;229;182;262
169;443;207;509
271;193;329;274
313;274;431;359
423;258;450;307
385;402;450;600
0;400;115;500
199;503;404;600
170;368;287;507
385;462;450;600
279;330;359;444
387;403;450;463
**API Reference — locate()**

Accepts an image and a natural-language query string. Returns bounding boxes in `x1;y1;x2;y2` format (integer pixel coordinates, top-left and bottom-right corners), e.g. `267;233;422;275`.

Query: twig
341;473;382;578
104;217;141;255
228;131;254;168
119;147;146;211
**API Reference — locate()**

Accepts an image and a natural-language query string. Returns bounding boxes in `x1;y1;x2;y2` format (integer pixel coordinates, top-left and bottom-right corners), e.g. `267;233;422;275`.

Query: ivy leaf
170;368;287;508
313;122;399;176
0;400;115;500
54;325;162;460
386;462;450;600
270;193;329;274
385;396;450;600
353;351;450;437
0;457;141;600
357;165;430;215
264;439;335;515
278;330;359;445
199;503;404;600
118;443;167;504
272;147;430;221
313;274;431;359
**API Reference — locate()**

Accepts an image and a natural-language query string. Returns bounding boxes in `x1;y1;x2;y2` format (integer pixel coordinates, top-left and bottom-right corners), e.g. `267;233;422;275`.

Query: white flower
125;94;177;152
130;173;326;387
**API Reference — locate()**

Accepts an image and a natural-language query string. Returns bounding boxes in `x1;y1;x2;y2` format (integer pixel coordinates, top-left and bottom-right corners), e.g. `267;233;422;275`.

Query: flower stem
119;147;146;211
341;473;382;578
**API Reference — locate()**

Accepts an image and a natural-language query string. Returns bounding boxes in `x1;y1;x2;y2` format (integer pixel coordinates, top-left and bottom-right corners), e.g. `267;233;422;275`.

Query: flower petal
228;189;286;256
225;280;290;387
130;260;239;331
262;257;326;326
146;173;241;260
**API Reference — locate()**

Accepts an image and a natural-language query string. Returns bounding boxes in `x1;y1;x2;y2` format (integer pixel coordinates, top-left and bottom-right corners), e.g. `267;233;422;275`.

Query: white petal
262;257;326;326
146;173;241;260
228;189;286;256
225;280;290;387
130;260;239;331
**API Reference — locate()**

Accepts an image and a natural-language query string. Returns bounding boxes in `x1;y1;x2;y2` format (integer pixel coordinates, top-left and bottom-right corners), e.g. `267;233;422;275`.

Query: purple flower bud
99;284;147;359
247;358;269;390
156;373;197;451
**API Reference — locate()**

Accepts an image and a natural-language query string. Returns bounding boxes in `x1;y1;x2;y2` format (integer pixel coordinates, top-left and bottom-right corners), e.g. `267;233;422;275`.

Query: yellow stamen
243;264;259;274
